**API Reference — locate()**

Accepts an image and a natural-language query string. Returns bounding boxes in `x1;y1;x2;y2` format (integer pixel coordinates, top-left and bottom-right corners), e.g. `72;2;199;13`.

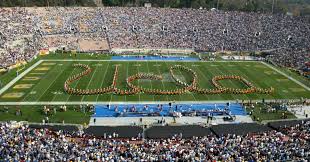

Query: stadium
0;0;310;161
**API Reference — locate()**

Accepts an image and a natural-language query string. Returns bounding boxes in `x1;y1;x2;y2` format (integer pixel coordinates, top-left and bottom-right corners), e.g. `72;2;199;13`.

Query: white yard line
64;62;92;103
108;64;116;104
212;63;249;100
43;59;257;63
81;63;99;101
0;60;43;96
0;98;305;105
51;63;77;102
233;63;262;99
215;63;251;101
155;60;169;101
125;62;129;101
261;62;310;91
95;62;111;102
174;63;197;101
26;62;69;102
108;91;113;104
192;64;220;99
136;62;141;102
146;61;155;101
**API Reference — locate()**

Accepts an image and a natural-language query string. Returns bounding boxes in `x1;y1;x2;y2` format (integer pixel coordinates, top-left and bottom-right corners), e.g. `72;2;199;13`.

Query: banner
8;61;26;71
39;49;49;56
0;68;6;73
71;50;77;54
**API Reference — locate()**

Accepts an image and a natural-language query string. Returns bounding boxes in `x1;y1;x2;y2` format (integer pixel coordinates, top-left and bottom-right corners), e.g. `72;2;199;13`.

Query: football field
0;59;309;104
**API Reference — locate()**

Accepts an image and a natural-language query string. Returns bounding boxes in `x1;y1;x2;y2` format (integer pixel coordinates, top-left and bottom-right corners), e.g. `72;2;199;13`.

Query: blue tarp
93;103;247;117
112;55;199;61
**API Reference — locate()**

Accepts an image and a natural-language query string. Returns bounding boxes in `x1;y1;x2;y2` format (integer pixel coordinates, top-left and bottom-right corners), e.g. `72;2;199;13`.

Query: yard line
261;61;310;91
0;98;306;105
109;64;117;103
108;65;114;104
109;90;113;104
51;63;78;102
23;61;69;102
37;65;71;101
96;61;111;102
0;60;43;96
218;62;251;101
155;60;169;101
174;63;197;101
235;62;267;99
65;62;92;103
193;63;222;99
136;61;141;102
125;62;129;101
43;59;257;63
146;61;155;101
213;63;249;100
81;62;100;101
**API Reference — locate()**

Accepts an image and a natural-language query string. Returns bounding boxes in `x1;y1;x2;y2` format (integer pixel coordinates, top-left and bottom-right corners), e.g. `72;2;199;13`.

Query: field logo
2;92;24;98
276;79;289;82
289;88;306;92
29;91;37;94
264;71;277;75
52;91;63;95
29;73;45;75
35;67;50;71
92;64;103;67
13;84;34;89
42;63;56;66
22;77;41;81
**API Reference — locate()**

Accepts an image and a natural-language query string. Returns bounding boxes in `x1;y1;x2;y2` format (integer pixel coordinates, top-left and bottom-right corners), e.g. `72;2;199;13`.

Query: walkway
89;115;253;126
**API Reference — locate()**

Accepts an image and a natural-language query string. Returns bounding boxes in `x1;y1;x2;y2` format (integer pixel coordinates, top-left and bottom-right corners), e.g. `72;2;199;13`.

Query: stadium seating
0;121;309;161
0;7;309;70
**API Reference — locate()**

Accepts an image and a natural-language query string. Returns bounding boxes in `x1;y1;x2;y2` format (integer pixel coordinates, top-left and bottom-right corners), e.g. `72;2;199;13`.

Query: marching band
64;64;274;96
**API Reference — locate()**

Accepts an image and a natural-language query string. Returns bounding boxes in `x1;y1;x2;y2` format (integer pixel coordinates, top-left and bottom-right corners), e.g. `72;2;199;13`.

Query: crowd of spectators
0;121;309;161
266;48;310;69
0;7;309;69
0;8;40;68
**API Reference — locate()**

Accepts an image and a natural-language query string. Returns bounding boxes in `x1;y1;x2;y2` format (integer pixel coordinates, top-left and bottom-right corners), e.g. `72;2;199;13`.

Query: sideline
0;60;43;96
0;99;305;105
42;59;258;63
261;61;310;91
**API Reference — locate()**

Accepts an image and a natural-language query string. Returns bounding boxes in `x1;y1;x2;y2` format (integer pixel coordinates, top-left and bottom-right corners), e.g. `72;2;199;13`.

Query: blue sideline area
111;55;199;61
93;103;247;117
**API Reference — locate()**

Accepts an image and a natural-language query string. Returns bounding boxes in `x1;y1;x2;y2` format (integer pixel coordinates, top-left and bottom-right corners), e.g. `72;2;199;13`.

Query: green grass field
0;58;309;103
247;103;296;122
0;105;92;124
